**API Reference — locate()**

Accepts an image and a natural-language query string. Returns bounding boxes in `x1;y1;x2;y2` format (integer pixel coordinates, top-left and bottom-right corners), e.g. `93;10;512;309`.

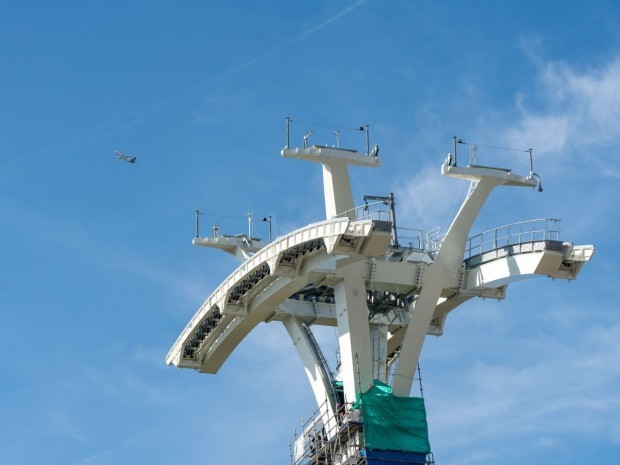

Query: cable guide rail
465;218;561;260
450;136;543;191
167;217;347;363
285;116;373;155
166;215;390;366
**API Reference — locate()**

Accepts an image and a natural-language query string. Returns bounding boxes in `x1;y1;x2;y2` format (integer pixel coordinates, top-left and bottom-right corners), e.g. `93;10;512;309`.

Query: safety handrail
425;226;445;252
395;227;426;250
335;200;393;222
465;218;561;259
336;205;443;253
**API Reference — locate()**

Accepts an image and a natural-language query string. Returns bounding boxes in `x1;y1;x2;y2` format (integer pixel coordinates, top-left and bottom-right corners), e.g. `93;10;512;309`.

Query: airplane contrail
0;0;369;182
298;0;368;40
214;0;368;79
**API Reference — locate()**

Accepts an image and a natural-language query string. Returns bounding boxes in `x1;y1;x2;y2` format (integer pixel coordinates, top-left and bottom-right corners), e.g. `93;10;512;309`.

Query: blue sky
1;1;619;464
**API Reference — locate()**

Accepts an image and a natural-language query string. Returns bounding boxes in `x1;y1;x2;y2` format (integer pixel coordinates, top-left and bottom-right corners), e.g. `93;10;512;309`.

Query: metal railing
335;200;394;222
336;203;445;254
395;227;427;250
465;218;561;259
335;203;446;254
286;116;371;154
425;226;445;252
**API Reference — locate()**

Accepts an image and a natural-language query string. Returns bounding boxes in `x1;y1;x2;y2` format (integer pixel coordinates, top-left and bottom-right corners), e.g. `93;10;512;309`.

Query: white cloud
386;56;620;254
506;114;569;156
428;319;620;461
394;163;469;233
504;56;620;176
45;407;85;442
517;33;546;69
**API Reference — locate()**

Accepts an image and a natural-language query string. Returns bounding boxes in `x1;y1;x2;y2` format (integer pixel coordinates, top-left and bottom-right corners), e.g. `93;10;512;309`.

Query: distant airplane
114;150;136;163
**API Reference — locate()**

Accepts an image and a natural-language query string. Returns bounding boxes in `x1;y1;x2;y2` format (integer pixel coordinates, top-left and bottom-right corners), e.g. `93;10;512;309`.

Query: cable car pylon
167;122;595;464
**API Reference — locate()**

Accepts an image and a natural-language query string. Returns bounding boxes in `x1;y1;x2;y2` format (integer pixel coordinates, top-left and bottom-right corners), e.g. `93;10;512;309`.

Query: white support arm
334;261;373;402
392;175;502;396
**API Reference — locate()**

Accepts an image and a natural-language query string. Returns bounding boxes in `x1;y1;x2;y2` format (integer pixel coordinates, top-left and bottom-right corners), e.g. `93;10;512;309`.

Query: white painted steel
283;315;338;424
334;261;374;403
282;146;381;220
165;216;391;369
169;139;594;418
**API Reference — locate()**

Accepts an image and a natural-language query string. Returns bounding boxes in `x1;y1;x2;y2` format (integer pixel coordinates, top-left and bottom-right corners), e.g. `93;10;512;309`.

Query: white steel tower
166;122;594;465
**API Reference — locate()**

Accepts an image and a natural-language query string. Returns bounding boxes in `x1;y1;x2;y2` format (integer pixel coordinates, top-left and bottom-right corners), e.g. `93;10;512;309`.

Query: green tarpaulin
355;380;431;454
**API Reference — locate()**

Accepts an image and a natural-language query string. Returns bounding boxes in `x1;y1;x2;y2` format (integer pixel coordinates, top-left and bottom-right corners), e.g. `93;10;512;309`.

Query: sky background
1;1;618;464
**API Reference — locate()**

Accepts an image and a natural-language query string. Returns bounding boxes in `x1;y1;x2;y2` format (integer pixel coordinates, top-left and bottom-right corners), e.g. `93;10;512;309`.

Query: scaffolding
291;399;364;465
290;399;435;465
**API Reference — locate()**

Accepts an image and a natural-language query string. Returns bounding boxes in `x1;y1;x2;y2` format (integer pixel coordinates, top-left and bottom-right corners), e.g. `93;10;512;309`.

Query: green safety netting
354;380;430;454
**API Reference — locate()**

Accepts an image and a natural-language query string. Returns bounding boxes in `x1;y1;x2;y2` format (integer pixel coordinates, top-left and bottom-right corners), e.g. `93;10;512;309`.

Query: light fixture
303;131;313;148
